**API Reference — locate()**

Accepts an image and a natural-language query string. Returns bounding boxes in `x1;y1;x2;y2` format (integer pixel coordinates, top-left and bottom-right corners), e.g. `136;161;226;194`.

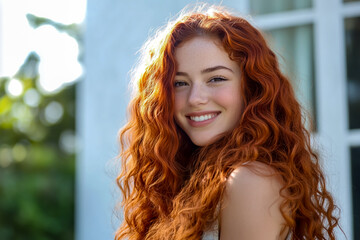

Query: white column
314;0;352;239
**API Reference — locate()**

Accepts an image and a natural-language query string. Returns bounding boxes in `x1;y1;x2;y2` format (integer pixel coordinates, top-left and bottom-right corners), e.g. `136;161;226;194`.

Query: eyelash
174;81;188;87
174;76;228;87
209;76;227;83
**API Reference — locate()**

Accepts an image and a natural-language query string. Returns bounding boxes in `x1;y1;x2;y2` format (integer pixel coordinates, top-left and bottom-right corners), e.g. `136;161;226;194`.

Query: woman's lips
186;111;220;127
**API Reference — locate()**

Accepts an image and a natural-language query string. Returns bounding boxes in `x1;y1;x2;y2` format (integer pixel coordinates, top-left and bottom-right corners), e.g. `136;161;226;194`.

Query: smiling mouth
186;112;220;122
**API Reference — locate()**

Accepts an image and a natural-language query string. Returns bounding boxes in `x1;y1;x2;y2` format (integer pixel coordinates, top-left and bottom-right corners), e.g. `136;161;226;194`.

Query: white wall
79;0;356;239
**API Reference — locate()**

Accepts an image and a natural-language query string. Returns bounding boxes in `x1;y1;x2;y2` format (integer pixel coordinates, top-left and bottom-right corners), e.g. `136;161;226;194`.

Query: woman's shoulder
226;161;284;193
220;161;288;239
224;161;285;215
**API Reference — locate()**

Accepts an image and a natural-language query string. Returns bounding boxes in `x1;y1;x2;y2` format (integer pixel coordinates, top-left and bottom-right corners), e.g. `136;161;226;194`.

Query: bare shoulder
226;161;283;194
220;161;288;240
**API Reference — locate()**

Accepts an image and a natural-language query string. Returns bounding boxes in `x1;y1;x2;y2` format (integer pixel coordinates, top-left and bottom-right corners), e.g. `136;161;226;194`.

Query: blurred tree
0;14;81;240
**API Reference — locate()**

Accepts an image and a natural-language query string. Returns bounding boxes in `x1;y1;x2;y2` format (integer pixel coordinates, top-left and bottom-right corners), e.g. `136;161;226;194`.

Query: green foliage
26;13;82;42
0;15;79;240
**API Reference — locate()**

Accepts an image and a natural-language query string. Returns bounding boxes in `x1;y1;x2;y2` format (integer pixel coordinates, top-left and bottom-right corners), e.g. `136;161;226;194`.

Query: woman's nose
188;83;208;106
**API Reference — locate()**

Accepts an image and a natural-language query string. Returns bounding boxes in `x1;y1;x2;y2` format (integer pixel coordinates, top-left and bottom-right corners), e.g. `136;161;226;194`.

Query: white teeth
190;114;217;122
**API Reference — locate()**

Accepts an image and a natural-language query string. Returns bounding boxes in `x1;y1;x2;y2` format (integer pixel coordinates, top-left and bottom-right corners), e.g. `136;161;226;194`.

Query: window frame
239;0;360;239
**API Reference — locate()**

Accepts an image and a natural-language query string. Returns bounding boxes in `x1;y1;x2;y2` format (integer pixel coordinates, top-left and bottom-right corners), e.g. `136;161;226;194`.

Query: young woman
115;5;341;240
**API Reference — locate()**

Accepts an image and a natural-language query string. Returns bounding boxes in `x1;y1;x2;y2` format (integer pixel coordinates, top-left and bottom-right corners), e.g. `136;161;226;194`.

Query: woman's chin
190;136;219;147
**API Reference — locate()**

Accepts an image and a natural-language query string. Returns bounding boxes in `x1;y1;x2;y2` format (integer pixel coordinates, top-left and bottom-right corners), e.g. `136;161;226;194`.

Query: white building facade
79;0;360;239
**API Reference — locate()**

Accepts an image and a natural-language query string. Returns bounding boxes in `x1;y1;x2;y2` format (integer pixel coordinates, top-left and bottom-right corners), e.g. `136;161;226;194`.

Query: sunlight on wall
0;0;86;93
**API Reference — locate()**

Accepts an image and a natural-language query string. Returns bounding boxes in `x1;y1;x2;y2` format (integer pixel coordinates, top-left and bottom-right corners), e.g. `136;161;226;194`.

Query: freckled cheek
174;93;187;118
212;86;242;107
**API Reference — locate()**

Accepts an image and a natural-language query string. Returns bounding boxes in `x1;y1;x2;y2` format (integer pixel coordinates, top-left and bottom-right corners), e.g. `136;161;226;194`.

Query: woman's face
173;36;243;146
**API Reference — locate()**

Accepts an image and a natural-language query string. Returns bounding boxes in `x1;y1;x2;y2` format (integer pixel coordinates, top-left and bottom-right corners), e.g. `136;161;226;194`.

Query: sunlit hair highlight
115;4;341;240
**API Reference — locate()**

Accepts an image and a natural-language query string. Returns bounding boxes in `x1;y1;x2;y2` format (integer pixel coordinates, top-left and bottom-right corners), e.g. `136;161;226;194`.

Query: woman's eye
209;77;227;83
174;81;188;87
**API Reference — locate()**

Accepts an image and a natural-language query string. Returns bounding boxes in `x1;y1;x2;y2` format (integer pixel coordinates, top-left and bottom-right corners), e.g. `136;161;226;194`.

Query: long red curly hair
115;4;341;240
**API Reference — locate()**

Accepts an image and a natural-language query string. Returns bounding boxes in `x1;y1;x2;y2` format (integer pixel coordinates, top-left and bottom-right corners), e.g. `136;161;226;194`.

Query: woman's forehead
174;36;239;73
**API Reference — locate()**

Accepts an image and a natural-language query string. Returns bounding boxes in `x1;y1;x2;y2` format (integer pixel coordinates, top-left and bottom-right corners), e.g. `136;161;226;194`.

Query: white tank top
202;221;292;240
202;221;219;240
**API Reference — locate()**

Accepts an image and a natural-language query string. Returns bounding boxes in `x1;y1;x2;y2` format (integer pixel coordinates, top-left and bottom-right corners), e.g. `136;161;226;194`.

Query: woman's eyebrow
175;72;189;77
201;65;234;74
176;65;234;76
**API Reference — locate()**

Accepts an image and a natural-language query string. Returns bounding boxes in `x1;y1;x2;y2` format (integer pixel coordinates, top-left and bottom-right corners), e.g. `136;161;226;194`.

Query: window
351;147;360;240
345;17;360;129
344;0;360;3
250;0;312;15
266;25;316;130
